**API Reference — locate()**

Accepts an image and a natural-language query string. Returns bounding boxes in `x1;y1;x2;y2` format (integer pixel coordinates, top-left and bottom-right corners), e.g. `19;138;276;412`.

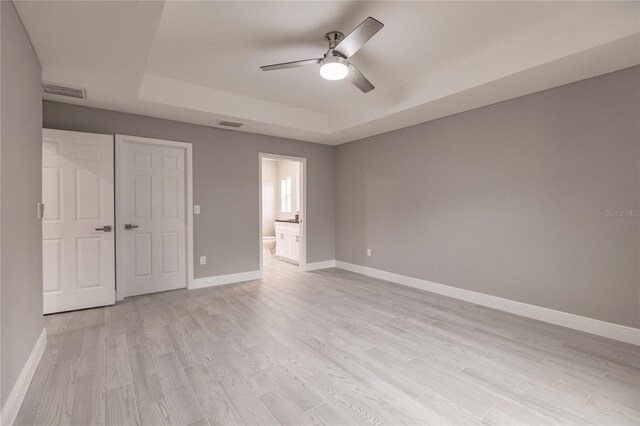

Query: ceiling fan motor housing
325;31;345;50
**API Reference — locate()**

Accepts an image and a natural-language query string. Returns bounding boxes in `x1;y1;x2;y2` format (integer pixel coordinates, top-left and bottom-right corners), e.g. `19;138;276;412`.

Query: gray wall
336;66;640;328
1;0;44;407
43;101;336;278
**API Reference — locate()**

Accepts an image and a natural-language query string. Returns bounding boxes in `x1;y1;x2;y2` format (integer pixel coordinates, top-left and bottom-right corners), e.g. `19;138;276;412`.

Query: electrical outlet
367;248;372;257
194;205;201;214
199;256;207;265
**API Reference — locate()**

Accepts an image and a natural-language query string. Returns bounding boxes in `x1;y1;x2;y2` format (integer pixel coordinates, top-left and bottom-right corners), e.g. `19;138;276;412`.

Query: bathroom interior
261;157;302;266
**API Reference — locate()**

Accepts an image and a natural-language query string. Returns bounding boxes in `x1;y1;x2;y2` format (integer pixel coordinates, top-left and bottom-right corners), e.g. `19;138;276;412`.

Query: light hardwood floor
15;258;640;425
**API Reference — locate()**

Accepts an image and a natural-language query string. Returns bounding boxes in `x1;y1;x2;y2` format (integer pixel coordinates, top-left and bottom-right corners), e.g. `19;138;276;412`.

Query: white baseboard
335;261;640;346
1;328;47;426
191;270;262;290
303;260;337;272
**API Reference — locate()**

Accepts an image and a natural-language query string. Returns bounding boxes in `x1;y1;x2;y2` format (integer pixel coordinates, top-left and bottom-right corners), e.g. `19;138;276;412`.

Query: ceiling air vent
42;82;86;99
219;120;243;128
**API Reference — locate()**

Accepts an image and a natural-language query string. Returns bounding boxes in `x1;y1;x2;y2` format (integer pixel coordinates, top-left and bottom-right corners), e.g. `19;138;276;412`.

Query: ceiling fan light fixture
320;57;349;80
260;17;383;92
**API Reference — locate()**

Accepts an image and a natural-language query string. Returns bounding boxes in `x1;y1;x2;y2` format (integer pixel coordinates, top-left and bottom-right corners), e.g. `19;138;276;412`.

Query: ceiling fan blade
260;58;322;71
347;63;374;93
334;17;384;58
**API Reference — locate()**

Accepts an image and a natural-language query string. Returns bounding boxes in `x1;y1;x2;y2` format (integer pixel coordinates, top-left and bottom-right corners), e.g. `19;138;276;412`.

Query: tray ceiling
15;1;640;145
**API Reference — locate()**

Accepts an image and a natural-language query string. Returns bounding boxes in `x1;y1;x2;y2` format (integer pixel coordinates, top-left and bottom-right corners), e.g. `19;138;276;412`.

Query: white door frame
115;134;193;300
258;152;307;272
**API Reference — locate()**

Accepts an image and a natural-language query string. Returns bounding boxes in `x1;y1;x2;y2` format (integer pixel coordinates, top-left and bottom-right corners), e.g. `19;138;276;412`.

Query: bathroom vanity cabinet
275;221;300;264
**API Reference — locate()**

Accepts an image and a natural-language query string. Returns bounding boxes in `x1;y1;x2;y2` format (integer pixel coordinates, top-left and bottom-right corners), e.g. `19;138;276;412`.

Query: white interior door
117;136;187;297
42;129;115;314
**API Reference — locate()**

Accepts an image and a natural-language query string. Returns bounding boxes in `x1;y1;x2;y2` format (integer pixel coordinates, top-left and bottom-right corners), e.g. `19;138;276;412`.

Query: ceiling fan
260;17;384;93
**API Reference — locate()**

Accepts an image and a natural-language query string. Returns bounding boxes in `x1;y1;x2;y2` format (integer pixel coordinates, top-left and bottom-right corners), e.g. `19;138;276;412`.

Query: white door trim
115;134;193;300
258;152;307;273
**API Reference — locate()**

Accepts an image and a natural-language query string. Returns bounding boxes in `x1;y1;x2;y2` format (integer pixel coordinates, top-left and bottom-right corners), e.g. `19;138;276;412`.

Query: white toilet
262;235;276;255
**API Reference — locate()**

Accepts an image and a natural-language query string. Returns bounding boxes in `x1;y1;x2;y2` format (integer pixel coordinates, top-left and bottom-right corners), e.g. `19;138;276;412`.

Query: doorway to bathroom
258;153;306;272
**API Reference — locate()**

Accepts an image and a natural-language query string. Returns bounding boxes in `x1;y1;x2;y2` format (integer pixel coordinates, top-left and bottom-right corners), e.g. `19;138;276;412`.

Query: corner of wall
1;0;46;413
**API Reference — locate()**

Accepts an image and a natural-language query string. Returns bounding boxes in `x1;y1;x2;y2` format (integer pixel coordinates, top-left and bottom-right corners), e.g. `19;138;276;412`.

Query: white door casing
42;129;115;314
116;135;193;298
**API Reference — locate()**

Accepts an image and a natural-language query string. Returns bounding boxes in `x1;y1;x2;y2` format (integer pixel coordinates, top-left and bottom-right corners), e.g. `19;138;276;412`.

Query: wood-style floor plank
184;363;244;426
137;399;173;426
33;359;78;426
105;384;139;426
105;333;133;391
70;372;105;426
153;352;204;424
17;257;639;425
78;325;106;376
217;375;279;425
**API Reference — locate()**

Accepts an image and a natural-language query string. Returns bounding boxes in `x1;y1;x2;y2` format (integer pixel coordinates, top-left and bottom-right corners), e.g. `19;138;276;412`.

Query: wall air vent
219;120;243;128
42;82;86;99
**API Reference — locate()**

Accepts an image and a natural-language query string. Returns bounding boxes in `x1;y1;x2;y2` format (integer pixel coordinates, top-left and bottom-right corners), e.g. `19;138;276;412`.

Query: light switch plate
367;248;372;257
199;256;206;265
194;205;201;214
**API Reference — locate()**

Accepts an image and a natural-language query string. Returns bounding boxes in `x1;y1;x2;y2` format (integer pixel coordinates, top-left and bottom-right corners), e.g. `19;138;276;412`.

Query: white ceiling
14;1;640;145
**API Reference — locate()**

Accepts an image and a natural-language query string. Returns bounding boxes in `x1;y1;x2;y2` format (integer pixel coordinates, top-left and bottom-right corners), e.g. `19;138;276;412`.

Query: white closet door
117;136;187;297
42;129;115;314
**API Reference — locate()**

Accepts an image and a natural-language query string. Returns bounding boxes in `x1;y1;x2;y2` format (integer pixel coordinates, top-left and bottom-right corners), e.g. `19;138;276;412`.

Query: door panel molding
115;135;193;299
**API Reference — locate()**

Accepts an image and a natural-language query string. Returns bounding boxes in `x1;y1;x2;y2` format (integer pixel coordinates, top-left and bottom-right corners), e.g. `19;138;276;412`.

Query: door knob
124;224;139;230
95;225;112;232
